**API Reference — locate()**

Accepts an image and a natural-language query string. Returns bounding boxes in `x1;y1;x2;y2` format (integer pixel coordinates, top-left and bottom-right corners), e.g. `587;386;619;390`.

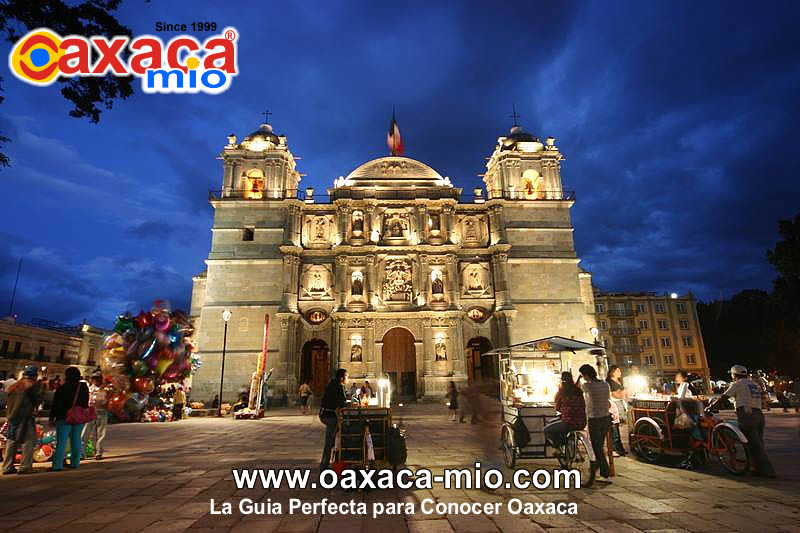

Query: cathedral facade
189;121;598;402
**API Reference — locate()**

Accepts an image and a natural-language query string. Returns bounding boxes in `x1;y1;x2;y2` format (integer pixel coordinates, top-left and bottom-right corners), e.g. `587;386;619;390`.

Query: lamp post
217;309;232;417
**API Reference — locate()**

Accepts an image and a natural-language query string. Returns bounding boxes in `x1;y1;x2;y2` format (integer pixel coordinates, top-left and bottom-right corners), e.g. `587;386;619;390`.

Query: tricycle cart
629;395;751;474
485;336;606;485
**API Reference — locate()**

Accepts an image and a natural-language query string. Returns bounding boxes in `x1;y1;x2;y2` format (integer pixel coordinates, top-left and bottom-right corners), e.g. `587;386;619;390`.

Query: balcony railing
607;307;634;317
612;345;641;355
610;327;640;336
209;188;575;204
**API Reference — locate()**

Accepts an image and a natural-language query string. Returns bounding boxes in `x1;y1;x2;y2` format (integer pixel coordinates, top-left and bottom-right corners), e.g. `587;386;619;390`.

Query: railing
209;188;575;204
607;307;634;317
30;318;81;334
610;327;640;336
612;345;641;355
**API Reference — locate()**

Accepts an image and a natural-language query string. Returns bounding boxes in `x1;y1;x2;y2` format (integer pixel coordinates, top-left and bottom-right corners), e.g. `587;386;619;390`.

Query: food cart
333;378;407;472
485;336;606;482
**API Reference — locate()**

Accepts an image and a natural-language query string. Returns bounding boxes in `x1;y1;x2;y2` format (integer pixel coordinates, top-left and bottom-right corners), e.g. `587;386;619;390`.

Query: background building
190;120;599;402
0;316;105;380
593;291;710;384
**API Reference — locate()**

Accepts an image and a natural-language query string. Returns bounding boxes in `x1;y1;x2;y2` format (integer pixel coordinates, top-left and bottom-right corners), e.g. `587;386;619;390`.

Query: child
447;381;459;421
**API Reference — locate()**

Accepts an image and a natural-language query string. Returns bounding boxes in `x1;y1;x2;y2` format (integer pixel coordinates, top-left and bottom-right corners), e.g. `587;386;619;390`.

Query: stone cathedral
189;120;598;402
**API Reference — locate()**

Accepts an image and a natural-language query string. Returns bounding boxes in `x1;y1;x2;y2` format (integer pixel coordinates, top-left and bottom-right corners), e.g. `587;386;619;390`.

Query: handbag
65;382;96;425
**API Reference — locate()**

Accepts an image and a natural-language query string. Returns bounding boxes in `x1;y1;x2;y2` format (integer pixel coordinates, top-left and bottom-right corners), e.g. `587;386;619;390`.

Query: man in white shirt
709;365;775;477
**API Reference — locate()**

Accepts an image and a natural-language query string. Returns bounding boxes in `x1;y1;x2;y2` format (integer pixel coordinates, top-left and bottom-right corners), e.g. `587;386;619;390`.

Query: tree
767;211;800;305
0;0;135;167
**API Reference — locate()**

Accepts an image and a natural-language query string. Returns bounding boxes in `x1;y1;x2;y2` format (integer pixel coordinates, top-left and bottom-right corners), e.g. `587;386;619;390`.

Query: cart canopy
484;336;603;357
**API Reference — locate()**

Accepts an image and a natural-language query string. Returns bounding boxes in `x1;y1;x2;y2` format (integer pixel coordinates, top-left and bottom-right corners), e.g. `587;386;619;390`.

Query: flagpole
8;257;22;317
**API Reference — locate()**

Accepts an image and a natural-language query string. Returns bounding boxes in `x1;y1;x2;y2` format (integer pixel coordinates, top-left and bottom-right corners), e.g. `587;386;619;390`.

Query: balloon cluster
0;423;56;463
99;301;198;421
140;408;174;423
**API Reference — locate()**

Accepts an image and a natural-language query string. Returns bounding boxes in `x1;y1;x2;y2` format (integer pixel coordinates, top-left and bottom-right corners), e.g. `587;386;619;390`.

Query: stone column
335;255;348;310
288;256;300;312
282;316;300;398
422;319;434;376
279;317;291;392
446;254;459;310
337;206;350;245
366;255;376;310
442;206;455;244
293;206;302;245
283;205;295;245
453;318;466;377
365;318;376;378
330;319;340;378
280;255;295;312
414;254;424;307
365;206;376;243
223;163;234;195
419;255;429;307
492;253;511;310
488;207;500;245
416;206;427;245
493;205;508;244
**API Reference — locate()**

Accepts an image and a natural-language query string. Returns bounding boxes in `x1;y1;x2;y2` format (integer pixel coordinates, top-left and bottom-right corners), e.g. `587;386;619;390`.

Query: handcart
485;336;607;485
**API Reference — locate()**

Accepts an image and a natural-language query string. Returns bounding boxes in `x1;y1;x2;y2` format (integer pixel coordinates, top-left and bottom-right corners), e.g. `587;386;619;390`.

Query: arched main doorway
300;339;329;397
465;337;495;384
382;328;416;399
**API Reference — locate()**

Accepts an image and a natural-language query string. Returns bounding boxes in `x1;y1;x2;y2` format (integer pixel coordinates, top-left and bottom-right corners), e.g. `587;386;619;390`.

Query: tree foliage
0;0;135;167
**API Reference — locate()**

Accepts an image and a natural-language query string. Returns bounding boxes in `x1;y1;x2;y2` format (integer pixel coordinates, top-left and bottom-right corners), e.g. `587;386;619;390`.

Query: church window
243;169;265;199
242;227;254;241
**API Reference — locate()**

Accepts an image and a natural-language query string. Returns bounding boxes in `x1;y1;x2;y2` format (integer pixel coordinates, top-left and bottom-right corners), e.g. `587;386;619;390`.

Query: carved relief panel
382;259;413;302
382;212;411;243
461;262;492;298
302;215;335;248
456;215;488;247
299;264;334;300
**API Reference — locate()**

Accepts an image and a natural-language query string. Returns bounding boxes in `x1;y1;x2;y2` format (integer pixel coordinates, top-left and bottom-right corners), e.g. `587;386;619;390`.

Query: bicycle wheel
567;433;594;488
712;425;750;475
632;419;663;464
501;424;517;469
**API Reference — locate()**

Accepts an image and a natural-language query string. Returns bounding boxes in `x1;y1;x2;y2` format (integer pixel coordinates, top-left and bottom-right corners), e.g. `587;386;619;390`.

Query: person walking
545;372;587;449
447;381;459;421
50;367;90;471
319;368;348;472
605;365;627;456
211;394;219;408
298;381;312;414
709;365;776;477
578;364;612;481
2;365;43;475
173;386;186;421
81;374;108;460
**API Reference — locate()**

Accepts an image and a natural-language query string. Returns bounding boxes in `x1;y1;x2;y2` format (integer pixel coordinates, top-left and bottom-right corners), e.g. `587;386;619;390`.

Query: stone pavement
1;405;799;533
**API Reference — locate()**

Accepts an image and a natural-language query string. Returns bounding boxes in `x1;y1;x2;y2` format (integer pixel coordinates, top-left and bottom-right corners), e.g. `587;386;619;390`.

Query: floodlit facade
190;121;599;402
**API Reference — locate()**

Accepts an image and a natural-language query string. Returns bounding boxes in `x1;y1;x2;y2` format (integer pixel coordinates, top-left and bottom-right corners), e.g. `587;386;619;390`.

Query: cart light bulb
398;403;404;407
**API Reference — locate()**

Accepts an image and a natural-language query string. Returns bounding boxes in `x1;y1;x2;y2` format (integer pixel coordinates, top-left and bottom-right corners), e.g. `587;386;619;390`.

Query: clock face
307;310;327;324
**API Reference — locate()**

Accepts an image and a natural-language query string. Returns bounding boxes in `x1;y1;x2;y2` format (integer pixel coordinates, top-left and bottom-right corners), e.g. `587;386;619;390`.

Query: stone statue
431;271;444;294
435;342;447;361
352;211;364;233
391;220;403;237
465;218;478;240
468;268;484;291
314;218;326;240
309;271;326;292
351;272;363;296
382;260;412;301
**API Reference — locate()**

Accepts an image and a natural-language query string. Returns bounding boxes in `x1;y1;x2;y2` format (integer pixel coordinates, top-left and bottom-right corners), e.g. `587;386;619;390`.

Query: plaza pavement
0;404;799;533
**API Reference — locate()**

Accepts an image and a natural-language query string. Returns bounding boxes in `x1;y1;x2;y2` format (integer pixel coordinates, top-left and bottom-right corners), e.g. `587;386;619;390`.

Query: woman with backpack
49;367;90;471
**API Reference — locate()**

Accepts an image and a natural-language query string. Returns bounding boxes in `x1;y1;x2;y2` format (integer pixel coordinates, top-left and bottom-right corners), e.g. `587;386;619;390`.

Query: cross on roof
510;104;521;126
262;110;272;123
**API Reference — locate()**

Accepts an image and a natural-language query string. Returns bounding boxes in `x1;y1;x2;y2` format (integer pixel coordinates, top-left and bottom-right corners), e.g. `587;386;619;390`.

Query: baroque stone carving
300;264;333;300
382;259;413;302
462;263;492;297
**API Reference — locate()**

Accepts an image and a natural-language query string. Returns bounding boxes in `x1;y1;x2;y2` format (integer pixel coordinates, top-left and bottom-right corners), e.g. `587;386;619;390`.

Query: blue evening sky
1;1;799;326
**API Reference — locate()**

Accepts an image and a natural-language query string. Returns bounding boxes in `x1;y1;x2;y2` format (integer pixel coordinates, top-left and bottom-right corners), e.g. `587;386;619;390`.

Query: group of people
3;364;107;475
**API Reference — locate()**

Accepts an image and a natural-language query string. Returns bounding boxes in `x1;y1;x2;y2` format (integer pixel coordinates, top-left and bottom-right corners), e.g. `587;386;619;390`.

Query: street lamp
217;309;232;417
590;327;599;344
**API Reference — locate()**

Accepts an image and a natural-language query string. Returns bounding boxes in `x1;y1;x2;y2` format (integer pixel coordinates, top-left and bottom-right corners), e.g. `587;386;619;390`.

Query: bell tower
219;121;301;199
482;123;564;200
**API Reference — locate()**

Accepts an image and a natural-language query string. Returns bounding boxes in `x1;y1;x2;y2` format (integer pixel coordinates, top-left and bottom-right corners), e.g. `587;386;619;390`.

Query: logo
9;27;239;94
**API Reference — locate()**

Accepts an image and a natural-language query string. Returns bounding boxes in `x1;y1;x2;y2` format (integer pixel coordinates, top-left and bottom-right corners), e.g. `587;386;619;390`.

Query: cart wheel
568;433;595;488
712;425;750;475
501;424;516;469
632;419;663;464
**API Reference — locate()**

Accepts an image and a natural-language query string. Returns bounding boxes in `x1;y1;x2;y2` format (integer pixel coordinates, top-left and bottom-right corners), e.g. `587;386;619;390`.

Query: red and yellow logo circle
9;29;63;86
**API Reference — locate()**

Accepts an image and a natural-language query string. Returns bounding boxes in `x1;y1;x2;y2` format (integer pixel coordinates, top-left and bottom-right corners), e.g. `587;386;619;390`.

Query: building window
644;355;655;366
638;319;649;330
661;337;671;347
88;348;96;364
242;227;254;241
664;354;675;366
1;340;7;353
14;342;22;355
595;303;605;313
642;337;653;348
655;302;665;313
636;303;647;313
657;319;668;330
686;354;696;365
679;319;689;330
599;320;608;329
676;302;687;313
683;336;693;347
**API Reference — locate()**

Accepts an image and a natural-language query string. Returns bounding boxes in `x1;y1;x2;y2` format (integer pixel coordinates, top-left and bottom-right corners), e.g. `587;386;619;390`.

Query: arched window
521;169;544;200
243;169;265;199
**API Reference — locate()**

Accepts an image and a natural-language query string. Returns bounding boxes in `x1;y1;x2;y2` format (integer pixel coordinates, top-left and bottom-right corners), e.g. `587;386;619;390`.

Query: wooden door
382;328;416;397
311;345;329;397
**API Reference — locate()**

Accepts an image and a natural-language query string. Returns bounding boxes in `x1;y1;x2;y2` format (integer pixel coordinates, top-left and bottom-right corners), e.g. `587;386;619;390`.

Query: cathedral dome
337;156;451;188
243;123;280;144
501;125;544;152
